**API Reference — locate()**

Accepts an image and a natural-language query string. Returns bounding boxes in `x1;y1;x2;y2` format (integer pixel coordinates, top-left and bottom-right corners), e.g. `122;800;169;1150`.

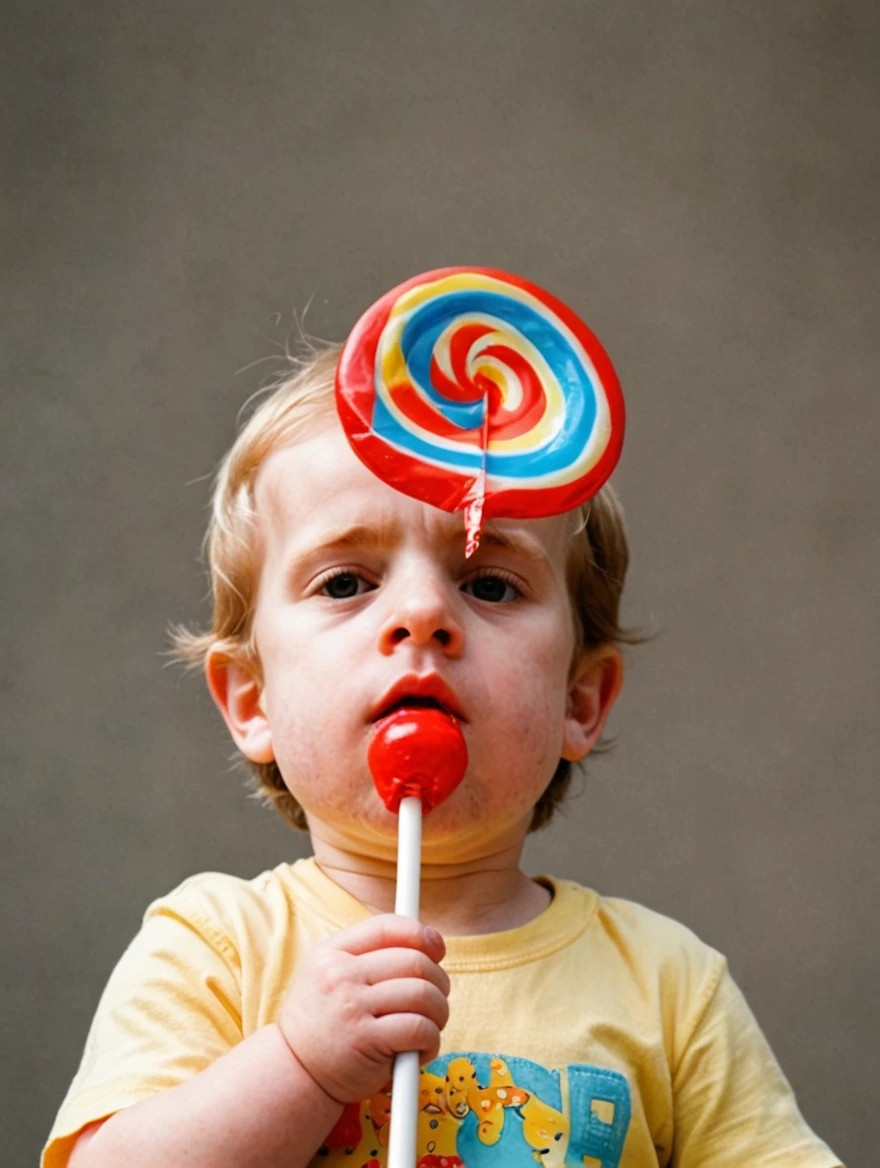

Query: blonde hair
173;341;635;832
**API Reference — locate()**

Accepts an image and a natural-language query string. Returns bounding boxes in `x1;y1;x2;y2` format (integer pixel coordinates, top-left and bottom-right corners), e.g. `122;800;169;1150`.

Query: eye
320;571;375;599
462;574;519;603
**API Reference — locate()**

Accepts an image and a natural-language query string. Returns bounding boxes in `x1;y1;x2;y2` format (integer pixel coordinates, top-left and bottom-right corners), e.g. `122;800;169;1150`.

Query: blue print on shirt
315;1052;631;1167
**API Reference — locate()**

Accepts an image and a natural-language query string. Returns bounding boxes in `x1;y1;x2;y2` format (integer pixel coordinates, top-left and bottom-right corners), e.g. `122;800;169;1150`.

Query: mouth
371;675;466;723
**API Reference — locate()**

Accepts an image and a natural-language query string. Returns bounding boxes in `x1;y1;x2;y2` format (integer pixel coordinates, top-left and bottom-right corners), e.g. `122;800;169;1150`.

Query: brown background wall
5;3;877;1164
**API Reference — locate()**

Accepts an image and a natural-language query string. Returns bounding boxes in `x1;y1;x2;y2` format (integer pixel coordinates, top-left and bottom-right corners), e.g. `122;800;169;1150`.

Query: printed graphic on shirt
314;1051;631;1167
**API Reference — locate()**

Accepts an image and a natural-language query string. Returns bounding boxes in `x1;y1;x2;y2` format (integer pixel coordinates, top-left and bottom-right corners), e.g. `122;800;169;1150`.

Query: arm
63;915;449;1168
68;1025;339;1168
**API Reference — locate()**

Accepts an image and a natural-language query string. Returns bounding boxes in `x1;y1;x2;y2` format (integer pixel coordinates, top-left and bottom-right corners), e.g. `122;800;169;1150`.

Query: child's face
216;421;617;863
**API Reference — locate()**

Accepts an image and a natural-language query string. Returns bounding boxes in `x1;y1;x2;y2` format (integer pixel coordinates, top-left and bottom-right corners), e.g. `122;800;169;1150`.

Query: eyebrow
305;522;400;552
281;521;402;569
283;519;551;570
474;527;550;565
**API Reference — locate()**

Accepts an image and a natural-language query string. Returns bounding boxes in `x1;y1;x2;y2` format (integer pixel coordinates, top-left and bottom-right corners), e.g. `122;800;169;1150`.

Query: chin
421;803;526;850
330;803;408;847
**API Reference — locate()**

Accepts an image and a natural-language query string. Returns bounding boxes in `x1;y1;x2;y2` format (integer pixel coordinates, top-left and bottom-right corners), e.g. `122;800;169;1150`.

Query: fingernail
423;926;443;949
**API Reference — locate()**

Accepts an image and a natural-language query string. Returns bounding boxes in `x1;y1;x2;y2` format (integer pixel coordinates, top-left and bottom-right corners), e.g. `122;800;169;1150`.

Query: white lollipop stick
387;794;422;1168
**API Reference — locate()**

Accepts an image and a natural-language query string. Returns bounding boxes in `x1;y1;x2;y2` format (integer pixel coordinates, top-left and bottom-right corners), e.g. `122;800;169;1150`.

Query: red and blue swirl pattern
336;267;624;521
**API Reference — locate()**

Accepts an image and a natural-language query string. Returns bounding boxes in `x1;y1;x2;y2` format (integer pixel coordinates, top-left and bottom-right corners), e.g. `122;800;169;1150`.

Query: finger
332;915;446;962
367;979;450;1030
357;948;451;996
371;1013;443;1063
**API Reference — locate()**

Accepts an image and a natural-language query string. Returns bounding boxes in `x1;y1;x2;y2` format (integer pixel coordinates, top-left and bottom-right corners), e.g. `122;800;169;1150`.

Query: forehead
254;419;577;566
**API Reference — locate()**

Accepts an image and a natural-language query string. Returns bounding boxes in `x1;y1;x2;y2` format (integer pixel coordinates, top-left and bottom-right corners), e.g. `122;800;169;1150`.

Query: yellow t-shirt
44;859;841;1167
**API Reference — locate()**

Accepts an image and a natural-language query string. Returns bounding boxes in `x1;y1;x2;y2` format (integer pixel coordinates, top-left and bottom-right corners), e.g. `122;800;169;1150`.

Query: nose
378;569;464;657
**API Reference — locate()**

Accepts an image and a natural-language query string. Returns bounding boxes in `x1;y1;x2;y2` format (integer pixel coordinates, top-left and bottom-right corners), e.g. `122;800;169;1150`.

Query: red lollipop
366;708;467;1168
368;708;468;813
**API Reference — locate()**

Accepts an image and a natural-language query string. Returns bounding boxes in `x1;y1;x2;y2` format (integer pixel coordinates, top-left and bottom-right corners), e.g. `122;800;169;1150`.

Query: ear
205;647;275;765
561;644;623;762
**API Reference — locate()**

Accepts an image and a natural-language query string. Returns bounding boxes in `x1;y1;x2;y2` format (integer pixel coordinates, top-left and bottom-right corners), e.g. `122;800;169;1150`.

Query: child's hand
278;915;450;1104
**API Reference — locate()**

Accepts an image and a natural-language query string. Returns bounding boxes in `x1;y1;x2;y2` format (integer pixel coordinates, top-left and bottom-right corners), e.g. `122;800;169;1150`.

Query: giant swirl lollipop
336;266;625;554
338;268;624;1167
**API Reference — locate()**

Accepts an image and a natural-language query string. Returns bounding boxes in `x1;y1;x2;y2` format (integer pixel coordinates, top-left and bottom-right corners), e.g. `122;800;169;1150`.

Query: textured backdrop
4;3;877;1165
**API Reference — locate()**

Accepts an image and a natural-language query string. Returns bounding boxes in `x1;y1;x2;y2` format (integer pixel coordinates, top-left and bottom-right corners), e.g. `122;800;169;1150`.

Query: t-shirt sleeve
41;885;243;1168
671;960;843;1167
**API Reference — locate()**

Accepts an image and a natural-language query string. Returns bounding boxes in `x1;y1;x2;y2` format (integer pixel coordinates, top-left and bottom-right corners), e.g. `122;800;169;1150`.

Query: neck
309;830;551;936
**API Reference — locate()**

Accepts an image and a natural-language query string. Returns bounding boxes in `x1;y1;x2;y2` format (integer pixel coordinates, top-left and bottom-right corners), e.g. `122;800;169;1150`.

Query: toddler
45;342;842;1167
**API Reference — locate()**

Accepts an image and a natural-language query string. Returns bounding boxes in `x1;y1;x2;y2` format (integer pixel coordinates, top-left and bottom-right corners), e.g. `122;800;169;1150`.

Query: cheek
273;736;378;823
487;717;565;800
467;686;568;793
261;686;343;785
260;683;379;812
473;639;572;771
486;632;572;722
